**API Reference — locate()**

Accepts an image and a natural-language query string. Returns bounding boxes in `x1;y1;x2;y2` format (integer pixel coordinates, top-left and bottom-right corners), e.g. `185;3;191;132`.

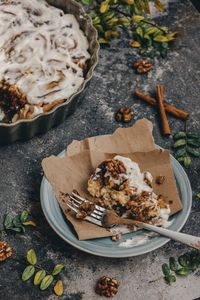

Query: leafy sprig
162;250;200;284
0;211;36;235
131;17;177;58
78;0;177;58
22;249;64;296
173;130;200;168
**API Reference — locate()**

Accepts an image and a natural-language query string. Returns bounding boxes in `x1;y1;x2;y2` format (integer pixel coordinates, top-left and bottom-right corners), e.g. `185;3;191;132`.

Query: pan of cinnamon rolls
0;0;99;143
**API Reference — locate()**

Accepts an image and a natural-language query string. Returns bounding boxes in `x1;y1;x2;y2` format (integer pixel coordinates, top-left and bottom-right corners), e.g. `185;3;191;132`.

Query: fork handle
120;219;200;250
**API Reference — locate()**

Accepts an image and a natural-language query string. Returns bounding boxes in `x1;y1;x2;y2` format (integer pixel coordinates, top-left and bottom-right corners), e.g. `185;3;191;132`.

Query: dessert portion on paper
42;119;183;240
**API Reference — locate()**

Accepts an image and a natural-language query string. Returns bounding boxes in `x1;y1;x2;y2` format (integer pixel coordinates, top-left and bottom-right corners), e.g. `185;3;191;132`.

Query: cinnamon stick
156;84;171;136
135;90;189;120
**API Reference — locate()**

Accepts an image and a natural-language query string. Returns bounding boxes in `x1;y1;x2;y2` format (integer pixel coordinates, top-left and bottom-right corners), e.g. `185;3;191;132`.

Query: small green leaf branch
0;211;36;236
22;249;64;296
77;0;177;58
173;130;200;168
162;250;200;284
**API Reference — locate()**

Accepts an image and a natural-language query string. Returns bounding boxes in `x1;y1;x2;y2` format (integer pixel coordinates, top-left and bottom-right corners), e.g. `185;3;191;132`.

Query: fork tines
66;192;106;226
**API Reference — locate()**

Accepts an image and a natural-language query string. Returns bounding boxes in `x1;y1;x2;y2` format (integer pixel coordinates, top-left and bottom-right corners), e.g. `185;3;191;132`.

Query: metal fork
66;192;200;250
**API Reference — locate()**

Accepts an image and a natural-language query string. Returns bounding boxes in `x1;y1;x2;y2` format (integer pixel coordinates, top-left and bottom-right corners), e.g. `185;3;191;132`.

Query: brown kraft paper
42;119;183;240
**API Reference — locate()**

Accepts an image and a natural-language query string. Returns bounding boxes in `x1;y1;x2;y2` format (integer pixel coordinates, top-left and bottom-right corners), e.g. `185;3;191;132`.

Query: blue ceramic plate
40;150;192;257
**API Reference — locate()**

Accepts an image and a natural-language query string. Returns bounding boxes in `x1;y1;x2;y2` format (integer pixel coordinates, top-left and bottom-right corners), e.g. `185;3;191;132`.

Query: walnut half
133;60;153;74
95;276;120;297
115;107;133;123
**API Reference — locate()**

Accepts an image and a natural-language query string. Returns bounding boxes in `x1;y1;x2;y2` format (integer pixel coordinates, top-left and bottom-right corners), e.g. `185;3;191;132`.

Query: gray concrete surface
0;0;200;299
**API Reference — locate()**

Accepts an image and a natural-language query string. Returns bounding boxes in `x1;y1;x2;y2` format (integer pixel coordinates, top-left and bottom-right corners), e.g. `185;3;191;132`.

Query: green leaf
186;132;199;139
162;42;168;49
196;193;200;199
178;255;190;268
154;0;165;12
173;139;187;148
143;33;150;40
100;0;110;14
34;270;46;286
9;227;22;232
12;215;21;227
98;38;110;45
145;27;159;35
187;138;200;147
136;26;143;38
169;257;178;272
22;265;35;281
92;16;101;25
23;220;36;227
162;263;170;276
3;215;13;229
118;17;130;27
54;280;64;296
52;264;65;276
20;211;29;223
176;268;190;276
103;11;115;21
88;11;97;19
174;148;186;158
27;249;37;265
153;35;169;42
80;0;93;5
40;275;54;291
174;131;187;140
131;15;145;23
184;156;192;168
186;146;200;157
164;274;176;284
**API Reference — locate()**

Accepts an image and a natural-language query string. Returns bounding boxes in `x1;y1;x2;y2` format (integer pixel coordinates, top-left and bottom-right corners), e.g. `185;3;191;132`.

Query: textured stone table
0;1;200;299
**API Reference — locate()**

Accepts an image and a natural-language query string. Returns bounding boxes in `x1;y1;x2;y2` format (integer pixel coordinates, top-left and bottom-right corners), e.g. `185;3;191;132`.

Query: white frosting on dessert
91;155;171;228
113;155;153;193
157;207;172;228
0;0;90;109
118;232;157;248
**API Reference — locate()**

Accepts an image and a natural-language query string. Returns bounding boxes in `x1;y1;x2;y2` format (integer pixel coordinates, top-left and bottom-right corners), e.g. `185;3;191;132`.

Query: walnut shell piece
133;60;153;74
95;276;120;297
0;241;13;262
115;107;133;123
156;175;165;185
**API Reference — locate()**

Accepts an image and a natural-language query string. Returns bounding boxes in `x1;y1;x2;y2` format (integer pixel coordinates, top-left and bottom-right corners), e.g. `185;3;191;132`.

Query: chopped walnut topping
133;60;153;74
156;175;165;185
76;201;95;220
95;276;119;297
115;107;133;123
0;80;27;123
106;159;126;177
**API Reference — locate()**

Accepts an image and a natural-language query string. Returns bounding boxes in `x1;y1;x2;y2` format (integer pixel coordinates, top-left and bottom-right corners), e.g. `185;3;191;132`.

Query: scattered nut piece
112;233;122;241
76;201;95;220
95;276;119;297
133;60;153;74
156;175;165;185
158;195;167;209
76;210;88;220
0;241;13;262
115;107;133;123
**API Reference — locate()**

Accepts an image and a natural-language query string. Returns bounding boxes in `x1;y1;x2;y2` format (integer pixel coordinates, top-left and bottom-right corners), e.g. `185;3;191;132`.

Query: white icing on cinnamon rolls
0;0;90;121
